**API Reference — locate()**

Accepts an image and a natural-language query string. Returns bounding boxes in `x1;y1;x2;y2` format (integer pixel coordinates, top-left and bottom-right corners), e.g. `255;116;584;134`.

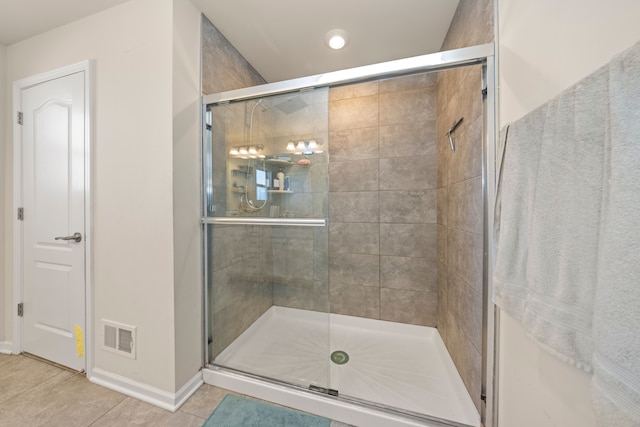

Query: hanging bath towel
494;59;608;370
494;39;640;426
591;40;640;425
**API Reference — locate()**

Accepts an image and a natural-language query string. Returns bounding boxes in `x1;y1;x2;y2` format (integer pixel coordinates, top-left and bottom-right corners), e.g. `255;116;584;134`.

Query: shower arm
447;117;464;151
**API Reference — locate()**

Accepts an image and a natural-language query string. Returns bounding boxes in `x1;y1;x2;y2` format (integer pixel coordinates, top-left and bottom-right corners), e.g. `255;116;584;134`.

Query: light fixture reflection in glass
285;139;323;155
229;144;263;157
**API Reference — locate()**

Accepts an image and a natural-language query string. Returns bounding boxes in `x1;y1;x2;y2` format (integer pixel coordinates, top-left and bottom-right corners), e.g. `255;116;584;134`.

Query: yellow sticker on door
75;325;84;357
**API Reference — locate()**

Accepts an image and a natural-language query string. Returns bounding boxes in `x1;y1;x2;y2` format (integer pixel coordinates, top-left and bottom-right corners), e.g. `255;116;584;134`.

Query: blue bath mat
202;394;331;427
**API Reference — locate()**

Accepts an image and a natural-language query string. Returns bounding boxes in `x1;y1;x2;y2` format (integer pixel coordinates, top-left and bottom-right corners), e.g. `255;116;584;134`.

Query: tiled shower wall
202;16;273;358
201;16;265;95
436;0;494;411
327;74;439;326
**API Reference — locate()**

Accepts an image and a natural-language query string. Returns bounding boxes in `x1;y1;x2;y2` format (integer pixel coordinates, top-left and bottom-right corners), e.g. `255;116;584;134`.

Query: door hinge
17;207;24;221
482;87;488;99
17;111;23;125
17;303;24;317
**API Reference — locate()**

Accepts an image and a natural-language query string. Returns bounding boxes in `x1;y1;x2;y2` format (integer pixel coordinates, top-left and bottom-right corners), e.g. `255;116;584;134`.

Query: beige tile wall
436;0;494;412
327;74;439;326
210;224;273;357
201;16;265;95
202;16;273;359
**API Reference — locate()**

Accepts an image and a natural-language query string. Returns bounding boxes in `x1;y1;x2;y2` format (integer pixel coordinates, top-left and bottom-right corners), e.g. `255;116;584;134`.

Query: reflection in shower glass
205;87;330;391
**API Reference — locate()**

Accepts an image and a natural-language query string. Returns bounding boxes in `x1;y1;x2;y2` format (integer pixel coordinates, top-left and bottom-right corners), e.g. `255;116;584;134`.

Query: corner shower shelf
266;158;293;165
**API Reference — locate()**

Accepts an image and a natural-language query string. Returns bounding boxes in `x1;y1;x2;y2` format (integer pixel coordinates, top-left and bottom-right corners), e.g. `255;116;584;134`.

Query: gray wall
201;16;265;95
436;0;494;411
202;16;272;358
327;74;439;326
210;224;273;357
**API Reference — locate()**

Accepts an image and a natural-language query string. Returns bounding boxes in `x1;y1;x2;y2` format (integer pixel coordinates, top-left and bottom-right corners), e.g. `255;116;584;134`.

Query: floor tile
179;384;241;419
90;397;204;427
0;354;349;427
0;369;125;427
0;354;66;404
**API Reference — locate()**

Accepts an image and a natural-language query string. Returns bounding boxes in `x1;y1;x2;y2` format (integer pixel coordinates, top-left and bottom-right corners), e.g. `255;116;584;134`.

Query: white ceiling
0;0;130;46
0;0;459;83
194;0;460;82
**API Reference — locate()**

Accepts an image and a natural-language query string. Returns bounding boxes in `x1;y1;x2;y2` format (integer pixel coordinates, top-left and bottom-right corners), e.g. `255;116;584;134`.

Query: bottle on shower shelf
277;168;285;191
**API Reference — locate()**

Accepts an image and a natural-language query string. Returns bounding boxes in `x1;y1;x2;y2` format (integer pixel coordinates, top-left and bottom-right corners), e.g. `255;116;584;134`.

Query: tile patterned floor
0;354;351;427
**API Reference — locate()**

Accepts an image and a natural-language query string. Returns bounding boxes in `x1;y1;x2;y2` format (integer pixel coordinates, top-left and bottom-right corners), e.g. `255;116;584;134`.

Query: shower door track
204;364;475;427
201;42;498;427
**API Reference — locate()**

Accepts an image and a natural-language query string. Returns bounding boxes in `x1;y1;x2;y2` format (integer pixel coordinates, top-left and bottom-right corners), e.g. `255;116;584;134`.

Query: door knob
54;232;82;243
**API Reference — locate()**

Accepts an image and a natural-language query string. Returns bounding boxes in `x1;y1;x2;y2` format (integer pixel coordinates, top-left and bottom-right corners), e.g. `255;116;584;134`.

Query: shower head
260;95;309;115
275;96;308;114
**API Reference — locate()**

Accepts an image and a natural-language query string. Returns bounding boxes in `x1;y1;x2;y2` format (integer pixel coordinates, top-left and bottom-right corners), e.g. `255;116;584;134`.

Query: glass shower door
204;88;331;392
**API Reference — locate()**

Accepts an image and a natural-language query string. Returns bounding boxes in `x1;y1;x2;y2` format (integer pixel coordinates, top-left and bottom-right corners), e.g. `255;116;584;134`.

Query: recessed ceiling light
329;35;346;49
325;29;349;50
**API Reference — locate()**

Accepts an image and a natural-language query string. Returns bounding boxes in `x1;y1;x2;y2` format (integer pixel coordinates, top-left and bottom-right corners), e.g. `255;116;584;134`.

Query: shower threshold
205;306;480;427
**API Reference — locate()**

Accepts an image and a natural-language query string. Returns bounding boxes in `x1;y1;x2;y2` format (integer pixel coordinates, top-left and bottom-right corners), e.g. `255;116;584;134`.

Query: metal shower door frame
201;42;498;427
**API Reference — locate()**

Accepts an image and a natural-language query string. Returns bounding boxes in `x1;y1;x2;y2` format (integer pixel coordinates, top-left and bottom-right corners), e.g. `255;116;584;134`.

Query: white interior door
20;71;86;371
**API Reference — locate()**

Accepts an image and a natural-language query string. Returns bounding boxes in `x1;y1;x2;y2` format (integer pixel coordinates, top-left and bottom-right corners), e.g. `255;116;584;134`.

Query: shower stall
201;44;496;427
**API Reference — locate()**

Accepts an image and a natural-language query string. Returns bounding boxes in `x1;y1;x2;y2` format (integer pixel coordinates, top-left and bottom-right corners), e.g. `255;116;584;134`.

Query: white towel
591;41;640;425
494;65;607;369
494;108;545;321
494;40;640;425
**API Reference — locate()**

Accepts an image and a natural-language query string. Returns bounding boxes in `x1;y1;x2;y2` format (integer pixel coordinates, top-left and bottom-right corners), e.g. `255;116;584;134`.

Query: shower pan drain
330;350;349;365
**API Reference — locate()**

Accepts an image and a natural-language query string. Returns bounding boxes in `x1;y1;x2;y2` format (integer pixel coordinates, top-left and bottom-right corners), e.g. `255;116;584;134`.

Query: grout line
86;394;129;426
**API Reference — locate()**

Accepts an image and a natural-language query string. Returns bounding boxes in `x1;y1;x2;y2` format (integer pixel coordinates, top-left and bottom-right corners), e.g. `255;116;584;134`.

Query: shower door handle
55;232;82;243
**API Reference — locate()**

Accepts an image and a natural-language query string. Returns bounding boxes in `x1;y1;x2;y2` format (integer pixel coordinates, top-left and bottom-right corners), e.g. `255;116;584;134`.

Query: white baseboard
0;341;14;354
90;368;203;412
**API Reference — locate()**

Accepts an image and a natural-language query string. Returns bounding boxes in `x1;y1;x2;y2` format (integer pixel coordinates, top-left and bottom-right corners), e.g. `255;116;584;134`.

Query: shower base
205;306;480;427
